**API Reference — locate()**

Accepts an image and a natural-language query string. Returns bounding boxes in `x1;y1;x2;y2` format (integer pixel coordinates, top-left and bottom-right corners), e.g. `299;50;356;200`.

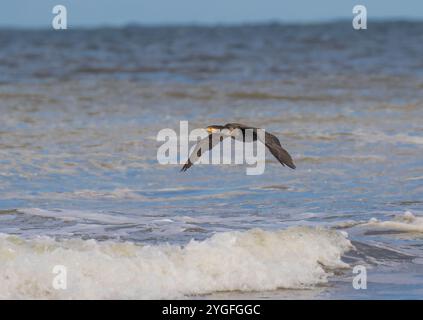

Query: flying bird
181;123;296;172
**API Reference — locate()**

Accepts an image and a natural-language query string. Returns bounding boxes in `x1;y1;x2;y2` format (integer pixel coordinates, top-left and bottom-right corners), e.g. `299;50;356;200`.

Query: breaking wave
0;227;352;299
365;211;423;233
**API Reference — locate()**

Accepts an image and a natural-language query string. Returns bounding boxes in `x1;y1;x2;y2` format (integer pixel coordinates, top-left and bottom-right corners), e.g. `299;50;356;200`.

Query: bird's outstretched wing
226;123;295;169
181;134;223;172
259;131;296;169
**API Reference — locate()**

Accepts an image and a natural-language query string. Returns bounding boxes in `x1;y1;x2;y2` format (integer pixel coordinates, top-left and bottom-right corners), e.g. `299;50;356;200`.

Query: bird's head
206;125;224;133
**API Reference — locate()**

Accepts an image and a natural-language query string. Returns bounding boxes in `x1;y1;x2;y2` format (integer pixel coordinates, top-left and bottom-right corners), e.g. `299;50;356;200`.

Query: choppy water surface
0;22;423;299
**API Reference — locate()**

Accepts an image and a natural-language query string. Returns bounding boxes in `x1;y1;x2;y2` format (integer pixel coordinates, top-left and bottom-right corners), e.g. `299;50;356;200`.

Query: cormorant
181;123;296;172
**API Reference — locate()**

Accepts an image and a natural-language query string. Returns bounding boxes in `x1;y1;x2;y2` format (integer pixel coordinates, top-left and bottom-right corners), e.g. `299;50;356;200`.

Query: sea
0;21;422;299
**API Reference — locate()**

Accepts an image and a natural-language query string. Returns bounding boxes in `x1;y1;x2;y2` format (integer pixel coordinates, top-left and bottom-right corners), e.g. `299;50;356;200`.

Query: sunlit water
0;22;422;299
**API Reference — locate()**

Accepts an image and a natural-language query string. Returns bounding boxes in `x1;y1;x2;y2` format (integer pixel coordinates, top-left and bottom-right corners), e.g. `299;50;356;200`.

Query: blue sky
1;0;422;27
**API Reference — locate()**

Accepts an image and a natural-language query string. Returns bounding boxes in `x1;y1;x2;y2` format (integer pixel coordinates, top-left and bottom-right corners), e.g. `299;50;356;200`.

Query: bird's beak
207;127;218;133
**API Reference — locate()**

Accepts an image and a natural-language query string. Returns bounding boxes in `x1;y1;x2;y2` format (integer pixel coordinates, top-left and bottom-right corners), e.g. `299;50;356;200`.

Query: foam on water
19;208;137;224
366;211;423;233
0;227;352;299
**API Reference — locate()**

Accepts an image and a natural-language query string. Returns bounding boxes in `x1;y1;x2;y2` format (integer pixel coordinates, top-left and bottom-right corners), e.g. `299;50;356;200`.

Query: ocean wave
226;91;336;102
365;211;423;233
18;207;138;224
0;227;352;299
353;130;423;145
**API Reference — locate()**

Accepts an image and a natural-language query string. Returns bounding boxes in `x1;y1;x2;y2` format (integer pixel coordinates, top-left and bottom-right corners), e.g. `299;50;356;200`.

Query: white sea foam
19;208;136;224
0;227;352;299
366;211;423;233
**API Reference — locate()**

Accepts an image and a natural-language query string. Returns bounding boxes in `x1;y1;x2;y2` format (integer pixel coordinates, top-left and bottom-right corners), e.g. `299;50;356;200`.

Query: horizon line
1;17;422;31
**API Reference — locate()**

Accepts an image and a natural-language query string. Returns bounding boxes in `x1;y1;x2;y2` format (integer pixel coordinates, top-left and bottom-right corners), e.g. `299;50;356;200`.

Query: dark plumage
181;123;296;172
